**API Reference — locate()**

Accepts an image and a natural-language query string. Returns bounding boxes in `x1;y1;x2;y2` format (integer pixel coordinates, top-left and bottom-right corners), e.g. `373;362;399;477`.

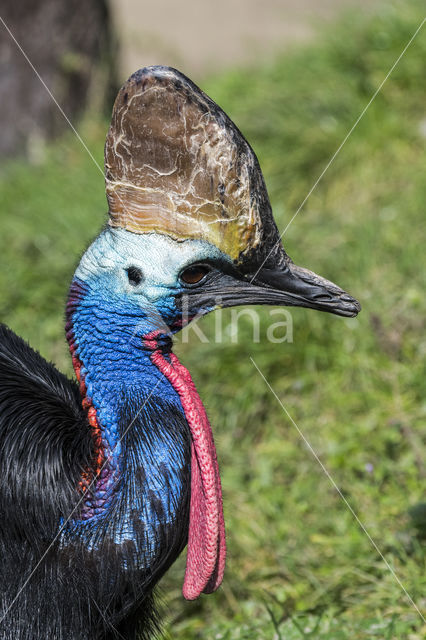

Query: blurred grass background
0;1;425;638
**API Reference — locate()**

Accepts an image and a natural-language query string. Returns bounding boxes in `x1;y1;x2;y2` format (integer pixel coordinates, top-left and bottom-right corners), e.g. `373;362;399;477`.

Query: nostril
312;292;333;302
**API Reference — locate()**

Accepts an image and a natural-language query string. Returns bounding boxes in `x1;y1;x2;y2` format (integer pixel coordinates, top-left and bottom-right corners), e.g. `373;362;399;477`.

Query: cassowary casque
0;66;360;639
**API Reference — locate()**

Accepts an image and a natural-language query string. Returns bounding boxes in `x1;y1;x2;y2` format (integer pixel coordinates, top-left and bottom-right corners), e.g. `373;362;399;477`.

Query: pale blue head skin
74;227;229;334
70;225;232;400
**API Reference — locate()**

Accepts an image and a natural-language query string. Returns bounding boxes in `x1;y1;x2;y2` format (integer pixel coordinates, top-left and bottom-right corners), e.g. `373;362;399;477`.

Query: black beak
249;261;361;318
176;259;360;319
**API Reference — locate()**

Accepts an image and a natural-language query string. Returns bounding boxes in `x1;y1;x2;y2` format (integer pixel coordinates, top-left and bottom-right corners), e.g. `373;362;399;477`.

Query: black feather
0;324;191;639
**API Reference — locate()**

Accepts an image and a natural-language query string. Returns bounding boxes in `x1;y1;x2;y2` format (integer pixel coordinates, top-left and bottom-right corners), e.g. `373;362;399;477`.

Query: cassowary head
74;66;359;342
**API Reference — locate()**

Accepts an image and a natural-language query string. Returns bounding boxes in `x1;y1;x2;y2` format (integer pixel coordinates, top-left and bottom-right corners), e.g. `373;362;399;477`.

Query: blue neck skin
64;277;188;553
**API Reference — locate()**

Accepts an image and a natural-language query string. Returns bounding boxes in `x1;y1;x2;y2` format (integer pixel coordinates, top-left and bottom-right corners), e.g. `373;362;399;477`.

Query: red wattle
149;348;226;600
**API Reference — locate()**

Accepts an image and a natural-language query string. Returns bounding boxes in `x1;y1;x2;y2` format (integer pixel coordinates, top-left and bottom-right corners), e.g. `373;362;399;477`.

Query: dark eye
126;266;143;286
179;264;211;286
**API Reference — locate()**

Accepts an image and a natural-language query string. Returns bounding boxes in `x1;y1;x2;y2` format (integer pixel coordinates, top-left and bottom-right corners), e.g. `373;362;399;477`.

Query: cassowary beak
243;261;361;317
178;257;360;319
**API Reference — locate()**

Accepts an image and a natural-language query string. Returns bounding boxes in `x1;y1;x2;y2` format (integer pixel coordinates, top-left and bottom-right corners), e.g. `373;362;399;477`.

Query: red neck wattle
145;337;226;600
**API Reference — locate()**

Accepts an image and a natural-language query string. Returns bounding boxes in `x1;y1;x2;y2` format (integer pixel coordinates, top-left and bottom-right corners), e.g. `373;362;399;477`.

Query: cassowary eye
126;266;143;286
180;264;211;286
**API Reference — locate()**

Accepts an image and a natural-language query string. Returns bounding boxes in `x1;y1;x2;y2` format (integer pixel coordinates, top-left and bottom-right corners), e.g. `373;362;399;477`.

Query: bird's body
0;67;360;639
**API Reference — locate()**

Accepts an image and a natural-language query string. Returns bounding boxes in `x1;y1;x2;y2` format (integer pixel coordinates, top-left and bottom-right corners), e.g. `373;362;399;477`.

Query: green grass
1;1;425;638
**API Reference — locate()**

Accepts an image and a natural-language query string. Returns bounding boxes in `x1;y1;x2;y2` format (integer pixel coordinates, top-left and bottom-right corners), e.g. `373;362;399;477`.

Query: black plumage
0;324;191;639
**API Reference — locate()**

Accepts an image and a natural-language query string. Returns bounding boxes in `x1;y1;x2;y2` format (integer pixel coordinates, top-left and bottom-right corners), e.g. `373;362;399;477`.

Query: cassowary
0;67;360;639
